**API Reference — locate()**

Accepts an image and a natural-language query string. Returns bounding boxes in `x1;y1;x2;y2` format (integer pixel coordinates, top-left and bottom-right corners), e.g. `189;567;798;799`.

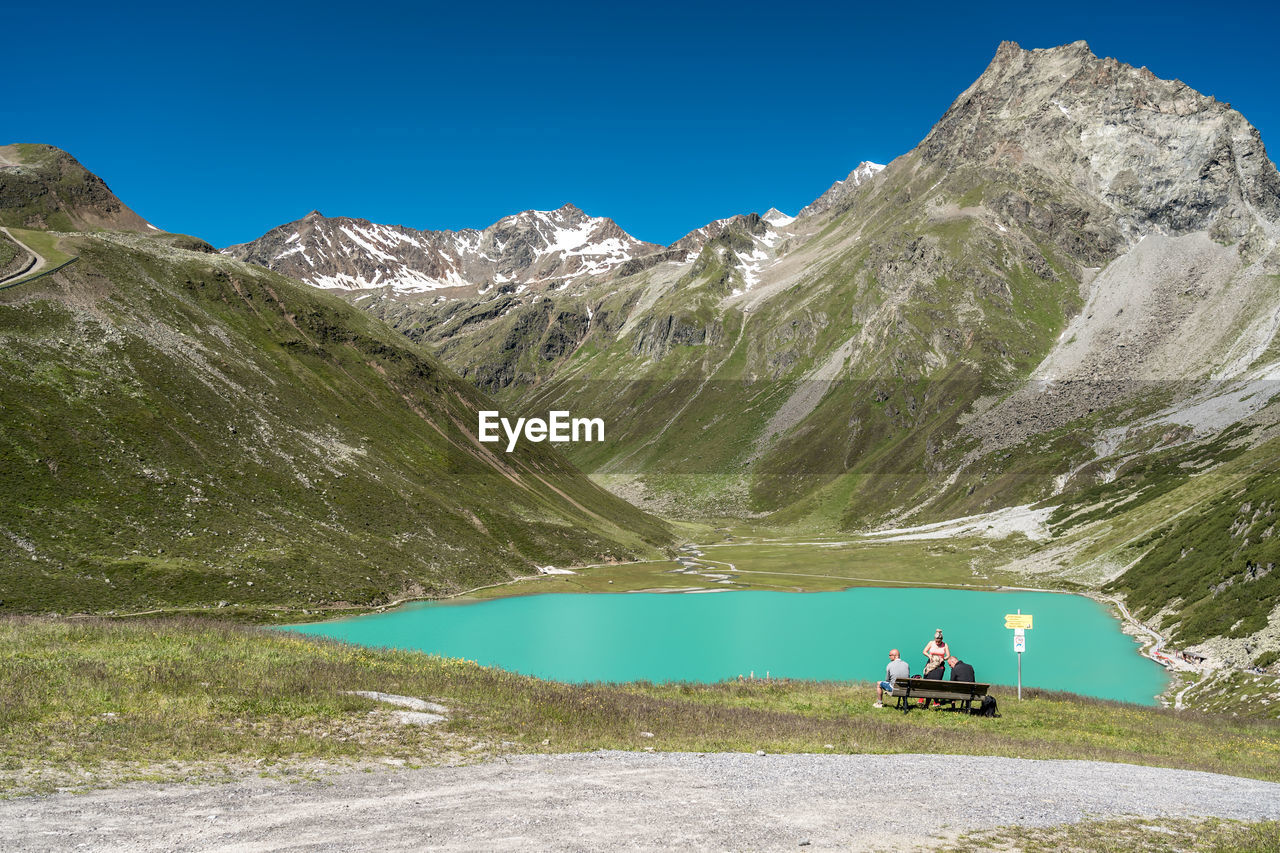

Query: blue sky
5;0;1277;247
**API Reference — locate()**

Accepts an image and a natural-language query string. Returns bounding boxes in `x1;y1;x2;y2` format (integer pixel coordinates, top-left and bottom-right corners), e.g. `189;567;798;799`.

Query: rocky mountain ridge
225;187;835;303
224;203;664;296
921;40;1280;247
797;161;886;218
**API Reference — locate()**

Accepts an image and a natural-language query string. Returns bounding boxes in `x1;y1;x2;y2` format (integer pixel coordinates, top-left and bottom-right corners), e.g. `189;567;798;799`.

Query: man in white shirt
873;648;910;708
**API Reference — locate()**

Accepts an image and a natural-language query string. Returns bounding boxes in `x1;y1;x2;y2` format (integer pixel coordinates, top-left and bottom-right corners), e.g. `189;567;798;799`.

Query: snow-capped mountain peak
223;204;660;296
762;208;796;227
225;162;888;298
799;161;887;217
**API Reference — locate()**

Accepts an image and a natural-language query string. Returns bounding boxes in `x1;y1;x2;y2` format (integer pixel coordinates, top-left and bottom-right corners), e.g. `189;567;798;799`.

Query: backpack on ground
971;695;1000;717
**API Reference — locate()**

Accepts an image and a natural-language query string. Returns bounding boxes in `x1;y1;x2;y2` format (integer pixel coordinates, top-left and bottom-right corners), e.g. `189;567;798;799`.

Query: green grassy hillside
1106;464;1280;646
0;231;671;617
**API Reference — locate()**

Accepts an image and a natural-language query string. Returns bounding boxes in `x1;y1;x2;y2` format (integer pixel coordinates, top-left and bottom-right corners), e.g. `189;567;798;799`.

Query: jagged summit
922;40;1280;242
799;161;886;217
225;202;661;294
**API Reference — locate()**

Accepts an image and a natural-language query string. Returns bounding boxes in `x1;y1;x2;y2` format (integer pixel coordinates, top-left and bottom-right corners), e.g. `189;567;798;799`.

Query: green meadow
4;617;1278;798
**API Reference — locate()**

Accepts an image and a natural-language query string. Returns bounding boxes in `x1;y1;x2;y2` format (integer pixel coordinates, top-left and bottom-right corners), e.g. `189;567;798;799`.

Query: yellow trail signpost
1005;611;1033;698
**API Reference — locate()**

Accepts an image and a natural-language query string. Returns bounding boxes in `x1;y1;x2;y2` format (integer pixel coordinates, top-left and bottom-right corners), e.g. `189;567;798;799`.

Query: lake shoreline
283;582;1172;705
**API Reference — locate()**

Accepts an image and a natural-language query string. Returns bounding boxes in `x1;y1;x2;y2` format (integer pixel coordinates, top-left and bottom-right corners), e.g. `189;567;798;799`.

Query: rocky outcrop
630;314;715;358
922;41;1280;243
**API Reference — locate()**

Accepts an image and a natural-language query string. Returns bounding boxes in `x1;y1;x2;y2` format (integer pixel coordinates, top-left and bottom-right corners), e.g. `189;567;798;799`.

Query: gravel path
4;752;1279;851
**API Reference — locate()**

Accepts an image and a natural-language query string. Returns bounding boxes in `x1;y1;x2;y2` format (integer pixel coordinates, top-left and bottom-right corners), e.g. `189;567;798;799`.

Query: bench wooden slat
888;677;990;712
896;686;983;696
890;677;989;696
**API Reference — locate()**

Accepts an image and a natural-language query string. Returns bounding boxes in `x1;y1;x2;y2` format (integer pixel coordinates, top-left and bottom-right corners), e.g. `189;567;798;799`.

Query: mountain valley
227;42;1280;671
4;41;1280;679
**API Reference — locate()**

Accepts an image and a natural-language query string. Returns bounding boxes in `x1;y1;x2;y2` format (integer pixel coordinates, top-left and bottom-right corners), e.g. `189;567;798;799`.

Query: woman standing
922;628;950;678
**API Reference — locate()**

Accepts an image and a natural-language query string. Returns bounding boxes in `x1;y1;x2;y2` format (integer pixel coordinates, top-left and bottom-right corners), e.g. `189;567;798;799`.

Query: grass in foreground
942;817;1280;852
3;616;1279;797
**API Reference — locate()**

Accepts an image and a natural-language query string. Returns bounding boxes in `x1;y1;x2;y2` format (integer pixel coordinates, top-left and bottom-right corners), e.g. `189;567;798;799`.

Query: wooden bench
889;677;990;713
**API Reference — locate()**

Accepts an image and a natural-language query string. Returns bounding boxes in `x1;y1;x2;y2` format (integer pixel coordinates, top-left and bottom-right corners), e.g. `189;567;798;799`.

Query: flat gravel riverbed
5;752;1280;851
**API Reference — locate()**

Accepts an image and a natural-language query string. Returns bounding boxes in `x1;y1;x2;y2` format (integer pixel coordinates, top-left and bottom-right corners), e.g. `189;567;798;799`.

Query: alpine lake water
283;585;1171;706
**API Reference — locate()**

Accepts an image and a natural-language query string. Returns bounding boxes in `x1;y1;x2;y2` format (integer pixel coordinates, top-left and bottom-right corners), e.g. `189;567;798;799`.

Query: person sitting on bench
917;652;947;705
873;648;910;708
948;655;975;682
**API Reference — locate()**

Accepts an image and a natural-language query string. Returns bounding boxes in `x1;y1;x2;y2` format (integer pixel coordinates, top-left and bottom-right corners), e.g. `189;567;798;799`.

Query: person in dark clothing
948;655;975;683
922;664;945;680
945;655;979;710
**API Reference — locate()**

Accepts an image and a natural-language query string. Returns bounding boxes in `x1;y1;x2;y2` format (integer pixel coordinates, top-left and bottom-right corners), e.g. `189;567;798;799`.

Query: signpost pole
1016;609;1022;701
1004;610;1031;701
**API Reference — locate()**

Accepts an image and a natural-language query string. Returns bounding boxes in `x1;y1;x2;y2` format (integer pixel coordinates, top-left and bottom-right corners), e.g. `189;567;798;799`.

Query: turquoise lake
282;587;1170;705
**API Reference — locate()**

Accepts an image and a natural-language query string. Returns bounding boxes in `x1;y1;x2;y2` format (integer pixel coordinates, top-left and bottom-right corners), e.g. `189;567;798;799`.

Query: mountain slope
0;181;672;617
0;144;157;233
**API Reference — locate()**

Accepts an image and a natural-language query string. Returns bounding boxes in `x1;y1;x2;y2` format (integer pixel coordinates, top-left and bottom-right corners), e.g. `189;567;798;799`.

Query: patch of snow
339;225;395;263
850;162;886;184
542;218;597;254
734;246;770;290
310;264;466;293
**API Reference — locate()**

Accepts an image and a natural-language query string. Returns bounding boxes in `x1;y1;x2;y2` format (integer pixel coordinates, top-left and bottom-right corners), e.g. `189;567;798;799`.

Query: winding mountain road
0;226;43;287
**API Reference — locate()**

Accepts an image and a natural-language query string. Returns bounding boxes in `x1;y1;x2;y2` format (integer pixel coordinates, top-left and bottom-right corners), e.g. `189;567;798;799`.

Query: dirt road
4;752;1279;851
0;226;43;287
